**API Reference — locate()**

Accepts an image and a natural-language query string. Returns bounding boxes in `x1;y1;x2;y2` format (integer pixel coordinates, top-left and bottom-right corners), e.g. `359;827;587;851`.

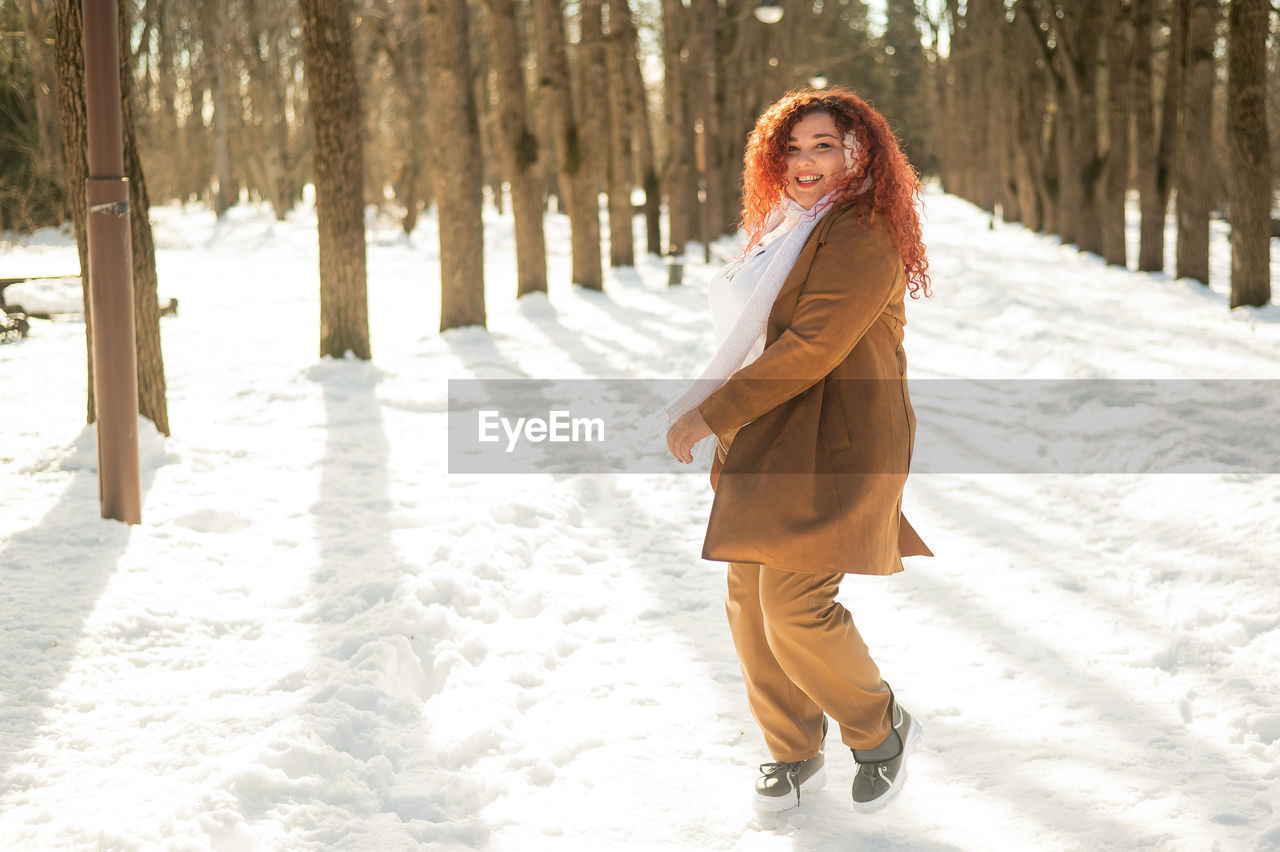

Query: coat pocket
819;378;852;453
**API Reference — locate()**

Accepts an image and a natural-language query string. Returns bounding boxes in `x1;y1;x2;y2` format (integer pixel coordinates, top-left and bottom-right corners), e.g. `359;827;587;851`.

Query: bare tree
533;0;604;288
426;0;487;328
604;0;636;267
118;0;169;434
1024;0;1106;252
1133;0;1183;272
52;0;92;423
1100;0;1135;268
21;1;65;217
480;0;547;296
660;0;696;255
370;0;431;233
576;0;610;284
1226;0;1271;307
199;0;235;216
616;2;661;255
149;0;181;203
242;0;299;220
299;0;371;357
53;0;170;434
1176;0;1216;285
1009;0;1053;233
976;0;1011;217
883;0;936;174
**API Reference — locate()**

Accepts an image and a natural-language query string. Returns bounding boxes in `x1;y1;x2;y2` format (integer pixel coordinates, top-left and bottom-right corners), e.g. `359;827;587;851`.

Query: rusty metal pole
83;0;141;524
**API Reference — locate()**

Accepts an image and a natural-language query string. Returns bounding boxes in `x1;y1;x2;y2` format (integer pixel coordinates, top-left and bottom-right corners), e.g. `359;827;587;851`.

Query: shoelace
853;763;894;788
758;762;803;800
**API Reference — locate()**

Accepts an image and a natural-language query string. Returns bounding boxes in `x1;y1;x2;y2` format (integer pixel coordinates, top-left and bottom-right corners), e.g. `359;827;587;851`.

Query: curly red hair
739;87;931;298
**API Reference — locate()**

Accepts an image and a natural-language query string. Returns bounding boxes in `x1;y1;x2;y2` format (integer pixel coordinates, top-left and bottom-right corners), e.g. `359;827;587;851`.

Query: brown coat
696;197;933;575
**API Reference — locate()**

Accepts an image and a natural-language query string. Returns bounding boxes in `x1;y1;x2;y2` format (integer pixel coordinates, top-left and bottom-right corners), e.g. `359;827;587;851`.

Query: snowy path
2;189;1278;850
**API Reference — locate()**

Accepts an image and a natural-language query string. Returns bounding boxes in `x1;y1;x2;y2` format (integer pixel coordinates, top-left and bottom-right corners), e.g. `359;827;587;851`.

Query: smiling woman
784;113;846;209
663;86;933;817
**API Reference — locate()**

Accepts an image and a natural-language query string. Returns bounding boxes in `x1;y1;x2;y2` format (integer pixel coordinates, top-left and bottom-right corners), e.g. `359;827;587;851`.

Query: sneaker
753;717;828;812
850;685;922;814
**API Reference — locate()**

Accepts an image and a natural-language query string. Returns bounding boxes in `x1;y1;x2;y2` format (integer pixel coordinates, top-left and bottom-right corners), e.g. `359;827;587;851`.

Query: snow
2;188;1278;851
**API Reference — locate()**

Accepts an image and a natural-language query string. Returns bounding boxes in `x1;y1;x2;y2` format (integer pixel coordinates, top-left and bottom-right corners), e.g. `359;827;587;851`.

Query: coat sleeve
696;212;902;437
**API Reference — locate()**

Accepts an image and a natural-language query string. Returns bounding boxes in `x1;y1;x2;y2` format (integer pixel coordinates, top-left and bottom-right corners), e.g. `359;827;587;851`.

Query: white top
707;234;788;368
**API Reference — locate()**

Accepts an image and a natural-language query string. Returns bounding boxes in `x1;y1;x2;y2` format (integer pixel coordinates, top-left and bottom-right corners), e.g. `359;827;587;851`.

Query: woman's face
783;111;844;209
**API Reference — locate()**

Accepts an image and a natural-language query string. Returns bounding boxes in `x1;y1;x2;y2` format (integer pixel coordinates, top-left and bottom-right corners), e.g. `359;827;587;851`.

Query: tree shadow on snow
0;464;155;786
259;359;491;848
895;479;1273;848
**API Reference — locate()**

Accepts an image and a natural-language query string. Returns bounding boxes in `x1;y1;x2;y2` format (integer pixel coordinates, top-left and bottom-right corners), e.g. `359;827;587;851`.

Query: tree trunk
52;0;93;425
1153;0;1185;270
1027;0;1105;251
242;0;289;220
944;0;972;203
533;0;603;288
1227;0;1271;307
425;0;486;328
974;0;1003;213
181;70;207;205
202;0;234;216
53;0;169;434
481;0;548;296
299;0;372;356
1054;83;1081;246
604;0;635;267
1101;1;1134;268
660;0;696;254
22;0;65;215
472;33;506;222
1176;0;1215;285
1040;106;1059;235
934;0;961;196
268;16;298;219
709;0;738;240
1070;0;1105;256
368;0;427;233
989;1;1017;220
153;0;181;204
396;5;425;237
574;0;607;287
1011;0;1049;232
1133;0;1180;272
118;0;169;435
618;3;661;255
715;0;751;237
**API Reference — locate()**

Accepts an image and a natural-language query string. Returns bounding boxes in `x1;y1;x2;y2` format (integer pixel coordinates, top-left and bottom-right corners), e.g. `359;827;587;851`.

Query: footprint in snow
175;509;252;533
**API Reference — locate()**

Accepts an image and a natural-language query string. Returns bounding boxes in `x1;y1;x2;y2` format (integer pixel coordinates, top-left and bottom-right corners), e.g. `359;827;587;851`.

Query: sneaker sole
753;766;827;812
851;716;923;815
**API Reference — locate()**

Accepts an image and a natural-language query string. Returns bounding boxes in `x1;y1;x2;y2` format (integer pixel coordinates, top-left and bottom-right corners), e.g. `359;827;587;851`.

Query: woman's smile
785;112;845;209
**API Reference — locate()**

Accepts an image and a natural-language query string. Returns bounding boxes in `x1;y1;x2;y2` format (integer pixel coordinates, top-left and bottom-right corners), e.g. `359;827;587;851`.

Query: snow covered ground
2;187;1278;851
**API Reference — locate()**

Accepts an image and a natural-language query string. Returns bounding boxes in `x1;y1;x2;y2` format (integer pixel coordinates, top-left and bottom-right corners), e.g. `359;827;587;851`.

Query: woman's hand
666;408;714;464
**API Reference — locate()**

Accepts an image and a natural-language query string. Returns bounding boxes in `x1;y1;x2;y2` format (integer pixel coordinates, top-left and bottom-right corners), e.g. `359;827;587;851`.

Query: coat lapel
769;198;863;312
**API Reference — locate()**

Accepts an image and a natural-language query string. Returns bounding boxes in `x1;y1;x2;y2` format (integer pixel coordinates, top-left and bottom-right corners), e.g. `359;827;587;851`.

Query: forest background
0;0;1275;439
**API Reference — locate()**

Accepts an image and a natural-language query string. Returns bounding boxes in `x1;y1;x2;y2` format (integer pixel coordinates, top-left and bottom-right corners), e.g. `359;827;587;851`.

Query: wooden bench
1;276;176;335
1;275;76;342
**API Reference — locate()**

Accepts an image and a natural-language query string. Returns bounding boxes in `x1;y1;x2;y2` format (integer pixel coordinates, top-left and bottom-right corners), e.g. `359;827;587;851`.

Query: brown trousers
718;429;893;762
